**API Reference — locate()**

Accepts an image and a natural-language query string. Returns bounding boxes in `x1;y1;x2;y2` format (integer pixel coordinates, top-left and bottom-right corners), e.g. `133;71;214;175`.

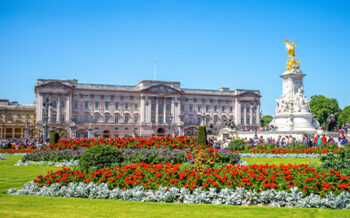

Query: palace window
125;115;129;124
52;100;57;108
8;113;12;117
151;104;155;111
125;103;129;110
214;117;218;124
166;104;170;110
181;105;184;112
17;113;21;117
253;119;256;125
206;118;209;125
84;115;89;123
61;101;65;108
241;107;244;113
247;107;250;113
214;106;217;112
95;102;99;109
197;117;201;124
26;114;30;118
189;105;193;112
115;116;119;123
247;118;250;124
72;115;77;122
105;102;109;109
159;117;163;124
85;102;89;109
222;119;226;125
134;104;138;110
206;106;209;112
60;115;65;123
52;115;56;123
134;115;138;123
115;103;119;109
94;115;99;123
222;106;225;112
105;116;109;123
241;118;244;125
197;105;201;112
230;107;233;112
74;102;79;109
151;116;155;124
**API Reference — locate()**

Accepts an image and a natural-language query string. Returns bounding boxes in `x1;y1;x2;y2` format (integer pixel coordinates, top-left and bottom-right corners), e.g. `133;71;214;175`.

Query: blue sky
0;0;349;115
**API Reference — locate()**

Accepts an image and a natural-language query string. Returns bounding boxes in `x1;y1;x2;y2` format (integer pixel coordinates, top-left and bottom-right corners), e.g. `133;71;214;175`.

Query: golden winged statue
285;38;300;71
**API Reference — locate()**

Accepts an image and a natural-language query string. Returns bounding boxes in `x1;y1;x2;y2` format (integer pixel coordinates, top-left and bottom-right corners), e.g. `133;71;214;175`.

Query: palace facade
0;99;36;138
35;79;261;138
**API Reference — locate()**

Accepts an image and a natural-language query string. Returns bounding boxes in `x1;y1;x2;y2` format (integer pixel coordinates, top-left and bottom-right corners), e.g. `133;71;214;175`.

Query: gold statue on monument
285;38;300;71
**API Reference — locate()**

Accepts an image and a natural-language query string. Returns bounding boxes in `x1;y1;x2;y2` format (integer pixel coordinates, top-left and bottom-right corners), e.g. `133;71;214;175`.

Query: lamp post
42;98;52;142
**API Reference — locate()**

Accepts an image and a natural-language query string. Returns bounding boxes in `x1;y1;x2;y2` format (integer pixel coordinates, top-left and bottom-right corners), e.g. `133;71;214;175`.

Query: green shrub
321;149;350;175
50;132;59;146
78;145;123;172
227;139;247;150
197;126;207;146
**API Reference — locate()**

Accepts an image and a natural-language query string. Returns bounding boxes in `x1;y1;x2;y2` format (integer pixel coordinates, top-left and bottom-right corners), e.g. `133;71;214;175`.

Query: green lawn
0;156;348;217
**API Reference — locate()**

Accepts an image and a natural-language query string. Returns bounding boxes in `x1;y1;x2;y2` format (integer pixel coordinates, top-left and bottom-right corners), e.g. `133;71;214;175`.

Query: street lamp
42;98;52;142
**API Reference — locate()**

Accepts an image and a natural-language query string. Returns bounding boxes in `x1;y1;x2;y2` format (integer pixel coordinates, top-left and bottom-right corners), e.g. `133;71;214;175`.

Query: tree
338;106;350;126
260;115;273;127
309;95;341;127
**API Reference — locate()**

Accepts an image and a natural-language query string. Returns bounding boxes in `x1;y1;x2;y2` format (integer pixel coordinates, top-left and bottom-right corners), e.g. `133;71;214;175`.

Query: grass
0;156;348;217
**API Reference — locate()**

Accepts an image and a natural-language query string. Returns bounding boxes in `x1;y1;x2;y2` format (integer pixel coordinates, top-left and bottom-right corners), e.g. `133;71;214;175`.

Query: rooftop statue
285;38;300;71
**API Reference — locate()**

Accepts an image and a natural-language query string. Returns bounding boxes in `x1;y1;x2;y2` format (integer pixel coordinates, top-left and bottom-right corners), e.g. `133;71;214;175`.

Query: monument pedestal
270;65;319;131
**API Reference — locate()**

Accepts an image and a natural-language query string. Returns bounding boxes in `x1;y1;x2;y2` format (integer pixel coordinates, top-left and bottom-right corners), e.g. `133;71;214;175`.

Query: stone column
48;101;52;124
155;98;159;124
57;96;61;123
140;96;145;124
163;98;166;123
65;94;72;123
250;105;253;125
36;93;43;123
171;99;175;118
147;98;151;124
243;104;247;125
256;105;260;126
88;124;93;138
174;98;180;124
12;128;15;138
235;98;240;126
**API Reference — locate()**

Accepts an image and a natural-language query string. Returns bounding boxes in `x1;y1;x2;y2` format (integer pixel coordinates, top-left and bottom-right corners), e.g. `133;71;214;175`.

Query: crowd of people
0;138;45;150
209;134;349;149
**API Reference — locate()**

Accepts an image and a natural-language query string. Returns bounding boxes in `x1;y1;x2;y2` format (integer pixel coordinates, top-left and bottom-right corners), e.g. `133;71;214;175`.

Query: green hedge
78;145;123;172
197;126;207;146
50;132;59;146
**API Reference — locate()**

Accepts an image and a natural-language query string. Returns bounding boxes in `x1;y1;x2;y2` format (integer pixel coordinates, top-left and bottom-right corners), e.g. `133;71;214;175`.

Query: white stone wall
35;79;261;137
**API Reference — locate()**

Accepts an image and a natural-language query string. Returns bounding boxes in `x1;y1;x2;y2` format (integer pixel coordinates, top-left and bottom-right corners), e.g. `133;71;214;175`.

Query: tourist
321;134;327;145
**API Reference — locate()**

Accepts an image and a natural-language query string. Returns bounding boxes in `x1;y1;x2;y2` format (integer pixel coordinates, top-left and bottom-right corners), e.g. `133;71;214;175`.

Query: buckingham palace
34;79;261;138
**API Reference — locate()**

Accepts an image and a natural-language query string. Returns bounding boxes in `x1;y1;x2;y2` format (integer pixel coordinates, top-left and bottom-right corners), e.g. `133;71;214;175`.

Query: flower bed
32;163;350;196
46;136;202;150
7;183;350;209
239;153;321;158
0;149;39;154
20;148;240;165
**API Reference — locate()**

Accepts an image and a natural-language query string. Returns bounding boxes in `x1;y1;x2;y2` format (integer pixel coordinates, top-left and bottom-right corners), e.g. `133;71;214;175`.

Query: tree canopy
260;115;273;127
309;95;341;127
338;106;350;126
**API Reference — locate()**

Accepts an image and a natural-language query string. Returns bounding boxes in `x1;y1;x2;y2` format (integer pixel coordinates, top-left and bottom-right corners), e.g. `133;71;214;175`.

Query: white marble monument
270;39;319;131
